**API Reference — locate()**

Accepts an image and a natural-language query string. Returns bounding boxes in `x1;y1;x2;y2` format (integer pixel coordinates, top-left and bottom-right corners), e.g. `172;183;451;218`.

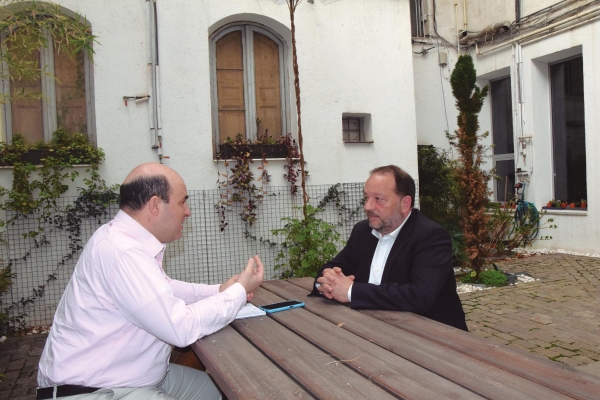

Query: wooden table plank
231;291;398;400
249;287;483;399
193;325;313;400
262;280;575;399
284;276;600;399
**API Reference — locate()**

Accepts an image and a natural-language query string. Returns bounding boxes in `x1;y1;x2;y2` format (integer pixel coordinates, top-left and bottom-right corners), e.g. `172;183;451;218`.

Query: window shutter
216;31;246;143
54;45;87;135
253;33;281;138
10;47;43;144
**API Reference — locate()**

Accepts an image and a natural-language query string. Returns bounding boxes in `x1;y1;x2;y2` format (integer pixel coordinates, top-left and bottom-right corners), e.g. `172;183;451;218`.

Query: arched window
0;3;95;145
210;23;289;148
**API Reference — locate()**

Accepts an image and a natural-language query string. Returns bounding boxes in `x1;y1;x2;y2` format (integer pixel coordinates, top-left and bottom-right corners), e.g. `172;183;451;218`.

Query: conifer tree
448;55;492;276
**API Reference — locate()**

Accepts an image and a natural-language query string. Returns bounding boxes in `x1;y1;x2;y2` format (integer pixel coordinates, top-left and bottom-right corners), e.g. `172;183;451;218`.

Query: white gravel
515;247;600;258
456;272;538;293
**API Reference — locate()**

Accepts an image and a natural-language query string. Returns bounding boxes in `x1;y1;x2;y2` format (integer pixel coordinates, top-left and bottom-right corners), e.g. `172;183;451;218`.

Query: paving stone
487;335;510;346
470;329;492;339
551;340;577;350
510;339;538;349
530;347;563;359
5;357;26;372
494;332;517;341
554;347;577;357
10;346;30;361
0;369;18;390
0;390;13;399
529;339;552;348
12;394;36;400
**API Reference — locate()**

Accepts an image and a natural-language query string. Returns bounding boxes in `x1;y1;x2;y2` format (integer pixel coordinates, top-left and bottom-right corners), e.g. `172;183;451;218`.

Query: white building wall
0;0;418;193
414;0;600;253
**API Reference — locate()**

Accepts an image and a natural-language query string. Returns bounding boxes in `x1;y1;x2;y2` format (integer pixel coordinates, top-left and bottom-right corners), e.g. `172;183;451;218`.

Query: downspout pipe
459;21;511;45
146;0;163;161
463;0;467;31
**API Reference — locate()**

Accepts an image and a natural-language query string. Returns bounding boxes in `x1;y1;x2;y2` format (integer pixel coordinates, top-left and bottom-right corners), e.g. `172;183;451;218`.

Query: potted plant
569;202;576;208
581;199;587;209
546;200;553;208
556;200;562;209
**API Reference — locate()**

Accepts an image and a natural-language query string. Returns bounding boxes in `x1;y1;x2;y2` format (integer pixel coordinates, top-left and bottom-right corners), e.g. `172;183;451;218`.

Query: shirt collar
114;210;166;259
371;210;412;240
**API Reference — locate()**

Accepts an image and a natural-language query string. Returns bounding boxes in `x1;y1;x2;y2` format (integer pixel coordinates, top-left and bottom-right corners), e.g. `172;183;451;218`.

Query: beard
367;211;405;235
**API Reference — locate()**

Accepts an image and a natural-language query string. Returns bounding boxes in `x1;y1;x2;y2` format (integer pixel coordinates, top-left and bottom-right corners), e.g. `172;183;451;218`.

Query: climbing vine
215;133;299;231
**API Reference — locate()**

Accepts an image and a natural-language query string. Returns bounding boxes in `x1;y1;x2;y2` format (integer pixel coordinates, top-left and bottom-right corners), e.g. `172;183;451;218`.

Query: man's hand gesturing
236;255;264;294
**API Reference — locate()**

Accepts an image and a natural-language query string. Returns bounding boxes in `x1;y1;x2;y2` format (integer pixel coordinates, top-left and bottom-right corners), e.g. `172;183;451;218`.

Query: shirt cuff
347;283;353;302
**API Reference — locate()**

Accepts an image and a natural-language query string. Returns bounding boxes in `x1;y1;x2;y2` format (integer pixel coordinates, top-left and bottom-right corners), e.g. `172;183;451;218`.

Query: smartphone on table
259;300;304;314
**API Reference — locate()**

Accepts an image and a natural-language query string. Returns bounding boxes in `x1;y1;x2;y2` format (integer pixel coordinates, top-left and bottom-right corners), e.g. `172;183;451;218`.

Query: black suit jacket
311;209;468;331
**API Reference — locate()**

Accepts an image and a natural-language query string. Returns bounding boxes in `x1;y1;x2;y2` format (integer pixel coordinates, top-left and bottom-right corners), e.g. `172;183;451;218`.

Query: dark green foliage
417;145;466;266
417;145;461;225
0;264;14;326
460;269;506;287
481;269;507;287
272;205;341;278
0;130;106;222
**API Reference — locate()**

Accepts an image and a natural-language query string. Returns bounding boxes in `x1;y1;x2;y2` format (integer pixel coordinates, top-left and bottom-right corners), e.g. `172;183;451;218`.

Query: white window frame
0;28;96;144
209;23;290;146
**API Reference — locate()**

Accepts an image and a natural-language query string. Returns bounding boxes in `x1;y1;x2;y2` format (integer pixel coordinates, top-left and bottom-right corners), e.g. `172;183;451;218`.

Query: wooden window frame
210;23;290;149
0;28;96;145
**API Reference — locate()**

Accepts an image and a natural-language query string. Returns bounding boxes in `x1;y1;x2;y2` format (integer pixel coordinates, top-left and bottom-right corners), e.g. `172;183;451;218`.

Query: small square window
342;113;372;143
343;117;364;142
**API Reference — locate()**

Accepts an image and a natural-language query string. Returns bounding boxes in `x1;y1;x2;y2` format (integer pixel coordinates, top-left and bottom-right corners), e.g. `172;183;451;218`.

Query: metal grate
1;183;366;329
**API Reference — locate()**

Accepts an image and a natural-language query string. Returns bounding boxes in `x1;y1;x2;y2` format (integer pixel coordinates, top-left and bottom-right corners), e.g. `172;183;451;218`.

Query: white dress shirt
38;210;247;388
348;212;411;301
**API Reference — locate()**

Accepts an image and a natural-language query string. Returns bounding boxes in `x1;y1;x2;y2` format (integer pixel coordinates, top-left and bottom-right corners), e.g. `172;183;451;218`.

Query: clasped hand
316;267;355;303
220;255;264;302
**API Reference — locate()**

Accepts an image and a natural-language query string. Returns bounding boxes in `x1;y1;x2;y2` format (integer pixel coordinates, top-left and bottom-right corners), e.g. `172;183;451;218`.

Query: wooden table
192;278;600;399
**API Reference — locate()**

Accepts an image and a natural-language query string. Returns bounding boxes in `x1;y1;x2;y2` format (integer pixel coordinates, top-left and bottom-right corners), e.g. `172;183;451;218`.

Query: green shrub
460;269;507;287
272;205;341;278
480;269;507;287
417;145;465;266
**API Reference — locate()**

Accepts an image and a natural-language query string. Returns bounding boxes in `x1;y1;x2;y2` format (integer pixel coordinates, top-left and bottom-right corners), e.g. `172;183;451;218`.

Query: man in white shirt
313;165;467;331
37;163;264;399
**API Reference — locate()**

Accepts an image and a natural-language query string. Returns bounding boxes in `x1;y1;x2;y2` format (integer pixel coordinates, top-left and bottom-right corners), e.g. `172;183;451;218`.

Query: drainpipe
455;0;460;51
512;42;532;178
146;0;164;162
463;0;467;31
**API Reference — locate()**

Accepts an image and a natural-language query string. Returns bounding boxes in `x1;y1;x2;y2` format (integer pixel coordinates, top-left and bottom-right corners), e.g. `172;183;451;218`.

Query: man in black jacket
312;165;467;331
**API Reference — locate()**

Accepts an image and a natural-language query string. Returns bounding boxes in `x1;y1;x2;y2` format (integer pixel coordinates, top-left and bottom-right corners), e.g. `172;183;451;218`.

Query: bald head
119;163;191;243
119;163;182;212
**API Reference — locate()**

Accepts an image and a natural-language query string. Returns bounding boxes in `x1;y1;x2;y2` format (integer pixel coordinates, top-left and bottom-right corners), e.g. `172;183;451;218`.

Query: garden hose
512;183;540;241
